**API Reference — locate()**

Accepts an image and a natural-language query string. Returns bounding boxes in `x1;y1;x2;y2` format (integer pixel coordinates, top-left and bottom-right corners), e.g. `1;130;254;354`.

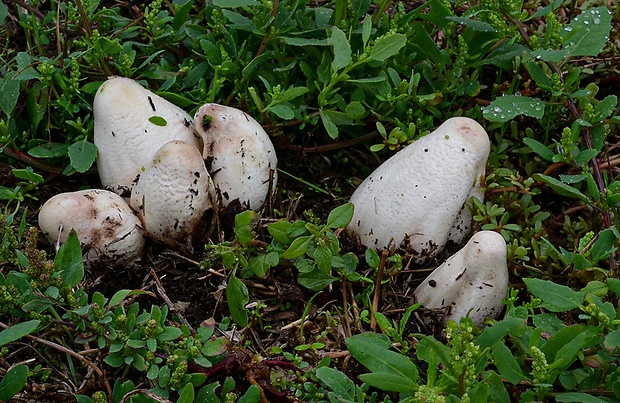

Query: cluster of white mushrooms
39;77;277;263
38;77;508;326
347;117;509;326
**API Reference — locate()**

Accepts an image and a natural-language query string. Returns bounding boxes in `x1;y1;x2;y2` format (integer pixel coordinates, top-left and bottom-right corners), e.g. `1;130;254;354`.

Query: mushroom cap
130;140;214;247
347;117;490;256
413;230;509;326
94;76;201;196
193;103;277;211
38;189;146;266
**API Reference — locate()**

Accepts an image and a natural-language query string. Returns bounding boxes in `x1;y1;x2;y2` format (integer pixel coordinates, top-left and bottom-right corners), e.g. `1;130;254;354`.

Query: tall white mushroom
193;103;277;211
130;140;215;248
94;76;201;196
414;230;509;326
347;117;490;258
38;189;146;267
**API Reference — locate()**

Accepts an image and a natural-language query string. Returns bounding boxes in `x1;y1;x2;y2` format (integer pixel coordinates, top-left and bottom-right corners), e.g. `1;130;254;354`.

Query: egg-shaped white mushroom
38;189;146;266
193;103;277;211
94;76;201;196
130;140;214;248
414;230;509;327
347;117;490;258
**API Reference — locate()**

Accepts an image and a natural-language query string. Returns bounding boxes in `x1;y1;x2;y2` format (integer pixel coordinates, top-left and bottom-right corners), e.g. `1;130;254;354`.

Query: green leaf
476;317;527;349
108;289;133;307
282;236;311;260
275;86;309;103
359;372;416;393
524;278;584;312
212;0;258;7
0;320;40;347
148;115;168;126
346;333;418;392
0;364;29;401
55;230;85;288
561;6;612;58
607;278;620;297
345;101;365;120
320;109;340;139
533;174;591;203
591;228;618;261
268;104;294;120
103;352;125;368
297;269;338;291
0;1;8;24
234;210;258;245
177;383;195;403
12;168;44;183
68;139;98;173
549;331;590;376
446;16;497;32
365;248;380;269
523;138;554;162
329;26;351;72
492;341;524;384
0;72;20;116
201;338;228;357
362;15;372;47
555;392;608;403
524;62;554;91
75;395;93;403
238;385;261;403
327;203;354;229
483;95;545;123
282;37;328;46
226;274;249;327
604;329;620;350
28;143;68;158
158;326;183;341
268;220;292;244
313;244;333;273
369;33;407;62
315;367;355;401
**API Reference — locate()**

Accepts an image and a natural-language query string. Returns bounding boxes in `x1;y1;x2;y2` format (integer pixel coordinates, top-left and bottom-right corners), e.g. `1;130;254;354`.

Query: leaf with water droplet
483;95;545;123
561;6;611;57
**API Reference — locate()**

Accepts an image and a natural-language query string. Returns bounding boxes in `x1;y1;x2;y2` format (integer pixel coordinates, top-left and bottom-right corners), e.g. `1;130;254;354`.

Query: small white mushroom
348;117;490;258
193;103;277;211
38;189;145;266
130;140;214;248
414;230;509;327
94;76;201;196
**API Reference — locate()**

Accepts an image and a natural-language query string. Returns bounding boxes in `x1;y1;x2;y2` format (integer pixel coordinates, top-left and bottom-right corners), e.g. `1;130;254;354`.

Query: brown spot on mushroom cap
38;189;146;267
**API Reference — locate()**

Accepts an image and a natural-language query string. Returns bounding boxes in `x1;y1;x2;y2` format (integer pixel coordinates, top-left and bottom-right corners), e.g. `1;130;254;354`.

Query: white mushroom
94;76;201;196
413;230;509;327
130;140;214;248
193;103;277;211
38;189;145;266
347;117;490;258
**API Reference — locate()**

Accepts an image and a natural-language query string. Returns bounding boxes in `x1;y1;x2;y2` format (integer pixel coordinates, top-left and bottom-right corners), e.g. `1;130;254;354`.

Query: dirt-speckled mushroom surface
94;76;201;196
347;117;490;257
38;189;146;266
414;230;508;326
194;103;277;211
130;140;214;248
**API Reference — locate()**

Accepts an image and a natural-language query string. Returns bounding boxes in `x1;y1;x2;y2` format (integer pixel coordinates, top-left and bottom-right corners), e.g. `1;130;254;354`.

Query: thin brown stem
370;250;388;331
254;0;280;59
